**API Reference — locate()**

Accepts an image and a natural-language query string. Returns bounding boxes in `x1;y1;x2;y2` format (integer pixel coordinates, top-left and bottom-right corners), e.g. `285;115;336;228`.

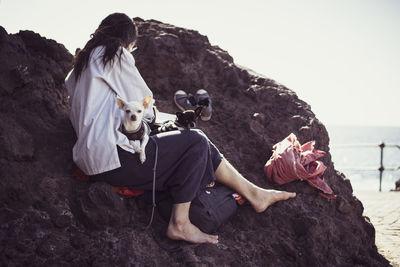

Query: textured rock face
0;19;390;266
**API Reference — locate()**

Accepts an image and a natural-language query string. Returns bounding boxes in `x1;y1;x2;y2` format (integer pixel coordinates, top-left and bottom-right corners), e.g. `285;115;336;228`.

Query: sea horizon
326;124;400;192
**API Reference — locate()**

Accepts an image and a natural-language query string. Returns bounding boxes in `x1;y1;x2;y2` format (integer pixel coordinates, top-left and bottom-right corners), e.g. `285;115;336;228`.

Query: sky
1;0;399;127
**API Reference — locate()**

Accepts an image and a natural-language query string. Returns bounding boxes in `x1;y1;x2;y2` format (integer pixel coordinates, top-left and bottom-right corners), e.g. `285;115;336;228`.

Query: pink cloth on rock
264;133;335;199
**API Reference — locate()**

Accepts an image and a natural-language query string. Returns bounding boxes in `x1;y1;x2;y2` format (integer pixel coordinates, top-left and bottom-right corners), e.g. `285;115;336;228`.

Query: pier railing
330;142;400;191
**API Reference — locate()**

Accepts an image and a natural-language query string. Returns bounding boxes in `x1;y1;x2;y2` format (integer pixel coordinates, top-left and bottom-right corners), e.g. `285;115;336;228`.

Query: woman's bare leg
215;158;296;212
166;202;219;244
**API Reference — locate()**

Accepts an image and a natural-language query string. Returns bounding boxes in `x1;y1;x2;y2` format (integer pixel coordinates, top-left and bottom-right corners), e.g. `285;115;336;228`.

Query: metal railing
331;142;400;191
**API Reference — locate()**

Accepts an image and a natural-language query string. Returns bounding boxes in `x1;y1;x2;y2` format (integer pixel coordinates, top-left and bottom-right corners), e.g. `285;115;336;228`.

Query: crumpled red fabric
72;167;144;197
264;133;335;199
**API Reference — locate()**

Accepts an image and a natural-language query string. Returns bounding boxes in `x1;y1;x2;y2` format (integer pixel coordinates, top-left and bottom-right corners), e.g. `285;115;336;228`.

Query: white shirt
65;46;154;175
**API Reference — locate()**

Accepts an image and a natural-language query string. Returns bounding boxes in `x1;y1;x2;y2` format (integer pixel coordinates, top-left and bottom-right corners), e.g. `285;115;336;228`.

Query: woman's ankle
170;202;191;225
169;215;189;230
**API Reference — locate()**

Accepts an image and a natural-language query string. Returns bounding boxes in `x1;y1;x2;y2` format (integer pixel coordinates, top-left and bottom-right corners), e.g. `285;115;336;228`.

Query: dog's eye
137;110;142;113
125;110;130;114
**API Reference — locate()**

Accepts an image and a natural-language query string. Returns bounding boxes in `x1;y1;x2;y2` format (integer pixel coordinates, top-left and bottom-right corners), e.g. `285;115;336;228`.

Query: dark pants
90;129;223;204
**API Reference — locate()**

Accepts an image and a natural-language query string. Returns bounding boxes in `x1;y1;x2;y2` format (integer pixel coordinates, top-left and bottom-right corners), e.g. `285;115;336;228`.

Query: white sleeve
98;47;155;121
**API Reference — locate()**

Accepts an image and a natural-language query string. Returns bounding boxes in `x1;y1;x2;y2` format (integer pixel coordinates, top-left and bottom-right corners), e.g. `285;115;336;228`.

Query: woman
65;13;296;244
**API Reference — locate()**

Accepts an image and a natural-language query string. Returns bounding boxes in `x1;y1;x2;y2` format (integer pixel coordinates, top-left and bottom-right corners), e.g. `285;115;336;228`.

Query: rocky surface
0;18;390;266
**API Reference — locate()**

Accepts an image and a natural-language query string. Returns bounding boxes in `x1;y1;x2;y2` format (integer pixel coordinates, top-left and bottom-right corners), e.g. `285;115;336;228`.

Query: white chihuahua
116;96;152;163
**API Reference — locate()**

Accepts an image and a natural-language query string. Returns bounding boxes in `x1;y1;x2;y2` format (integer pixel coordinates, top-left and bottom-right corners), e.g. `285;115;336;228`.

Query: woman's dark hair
73;13;137;81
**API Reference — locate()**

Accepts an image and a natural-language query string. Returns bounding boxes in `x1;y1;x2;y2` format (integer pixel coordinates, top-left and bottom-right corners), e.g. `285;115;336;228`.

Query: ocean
327;125;400;192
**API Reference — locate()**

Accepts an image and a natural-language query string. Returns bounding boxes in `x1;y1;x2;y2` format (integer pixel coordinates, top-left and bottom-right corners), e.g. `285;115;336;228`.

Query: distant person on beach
65;12;296;244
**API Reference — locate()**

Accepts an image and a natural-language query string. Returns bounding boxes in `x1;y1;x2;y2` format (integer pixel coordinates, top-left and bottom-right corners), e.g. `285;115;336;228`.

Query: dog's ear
116;97;126;110
142;96;152;109
194;107;203;118
176;111;183;120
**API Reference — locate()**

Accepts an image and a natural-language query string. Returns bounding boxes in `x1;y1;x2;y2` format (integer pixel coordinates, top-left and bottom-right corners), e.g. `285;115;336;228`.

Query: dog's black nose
130;114;137;121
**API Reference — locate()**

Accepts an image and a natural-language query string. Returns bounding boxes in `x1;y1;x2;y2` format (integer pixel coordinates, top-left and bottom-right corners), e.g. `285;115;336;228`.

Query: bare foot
167;220;219;244
249;187;296;213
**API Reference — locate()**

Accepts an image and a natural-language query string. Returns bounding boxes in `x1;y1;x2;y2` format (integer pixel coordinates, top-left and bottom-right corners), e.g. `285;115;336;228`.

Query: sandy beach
355;191;400;266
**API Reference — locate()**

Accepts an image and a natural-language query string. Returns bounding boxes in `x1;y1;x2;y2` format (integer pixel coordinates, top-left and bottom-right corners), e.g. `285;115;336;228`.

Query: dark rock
336;195;353;214
0;18;391;267
71;182;130;229
36;235;71;258
53;215;70;229
0;26;7;40
70;233;87;250
0;114;34;160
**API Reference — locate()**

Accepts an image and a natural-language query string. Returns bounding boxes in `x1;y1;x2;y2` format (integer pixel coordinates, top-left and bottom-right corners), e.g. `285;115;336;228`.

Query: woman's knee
190;130;223;170
186;129;209;145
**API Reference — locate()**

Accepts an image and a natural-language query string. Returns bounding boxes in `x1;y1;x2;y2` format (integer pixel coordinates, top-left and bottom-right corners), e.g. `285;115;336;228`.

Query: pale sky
1;0;399;126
